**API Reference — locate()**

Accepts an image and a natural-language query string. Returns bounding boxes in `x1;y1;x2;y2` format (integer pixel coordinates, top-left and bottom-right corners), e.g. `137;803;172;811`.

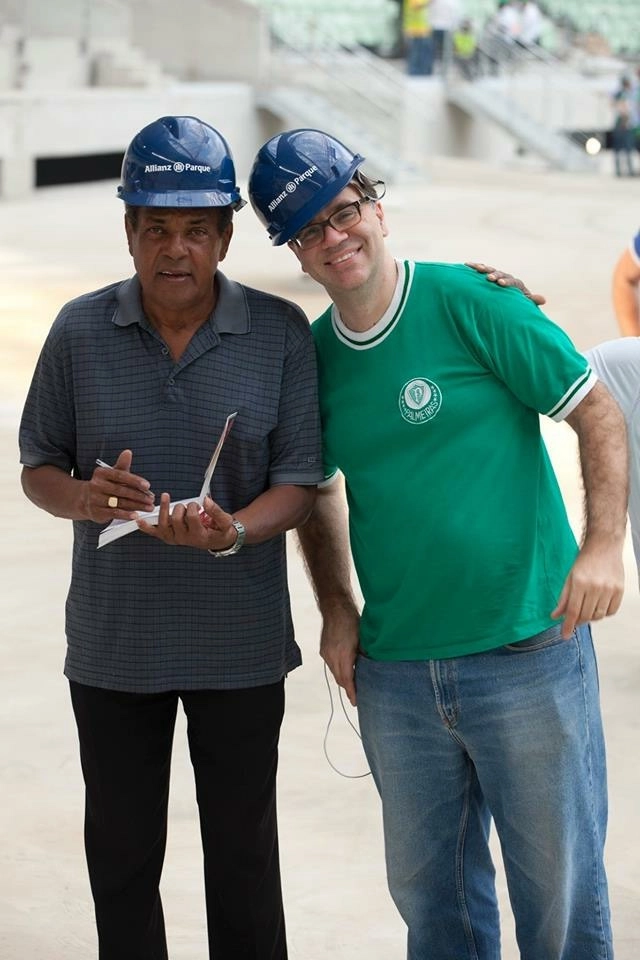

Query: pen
96;458;155;501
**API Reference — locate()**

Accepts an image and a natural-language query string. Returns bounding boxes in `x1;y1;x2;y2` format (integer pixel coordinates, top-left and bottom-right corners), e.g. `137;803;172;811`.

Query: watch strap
208;518;246;557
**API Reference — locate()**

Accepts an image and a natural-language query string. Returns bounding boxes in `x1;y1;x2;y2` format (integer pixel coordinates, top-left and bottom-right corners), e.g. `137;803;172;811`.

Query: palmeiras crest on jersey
398;378;442;424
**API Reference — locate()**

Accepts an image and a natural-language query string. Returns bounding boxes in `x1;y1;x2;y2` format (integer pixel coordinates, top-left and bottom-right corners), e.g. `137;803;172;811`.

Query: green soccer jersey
312;260;595;660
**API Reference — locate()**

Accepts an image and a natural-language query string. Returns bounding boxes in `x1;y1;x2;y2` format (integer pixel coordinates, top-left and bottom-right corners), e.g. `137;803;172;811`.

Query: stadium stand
248;0;399;52
0;0;638;197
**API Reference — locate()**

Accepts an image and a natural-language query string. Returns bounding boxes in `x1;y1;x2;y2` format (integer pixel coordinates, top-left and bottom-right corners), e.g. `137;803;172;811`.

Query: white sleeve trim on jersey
545;368;598;422
318;468;340;489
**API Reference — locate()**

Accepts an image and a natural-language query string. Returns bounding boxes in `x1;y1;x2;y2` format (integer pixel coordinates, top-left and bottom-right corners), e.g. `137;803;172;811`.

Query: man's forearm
235;484;317;544
565;381;628;545
296;478;359;616
612;251;640;336
297;477;361;705
22;465;89;520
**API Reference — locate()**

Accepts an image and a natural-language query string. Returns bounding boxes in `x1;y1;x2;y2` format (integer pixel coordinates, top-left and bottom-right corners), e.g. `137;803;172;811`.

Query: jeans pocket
503;624;568;653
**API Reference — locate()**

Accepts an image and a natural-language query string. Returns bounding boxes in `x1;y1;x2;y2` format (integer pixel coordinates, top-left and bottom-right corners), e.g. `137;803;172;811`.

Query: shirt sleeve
455;278;597;422
585;337;640;421
268;308;325;486
631;231;640;266
19;311;78;473
318;469;340;488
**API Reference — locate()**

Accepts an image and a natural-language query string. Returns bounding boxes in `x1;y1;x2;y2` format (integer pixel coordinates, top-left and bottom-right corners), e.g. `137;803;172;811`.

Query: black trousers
69;679;287;960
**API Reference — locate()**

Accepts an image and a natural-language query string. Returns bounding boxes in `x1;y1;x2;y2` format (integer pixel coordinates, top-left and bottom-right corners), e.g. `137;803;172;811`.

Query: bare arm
612;248;640;337
21;449;154;522
295;477;361;706
551;381;628;637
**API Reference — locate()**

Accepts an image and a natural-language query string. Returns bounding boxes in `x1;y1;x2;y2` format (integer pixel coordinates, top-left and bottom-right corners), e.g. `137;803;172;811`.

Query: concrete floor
2;155;640;958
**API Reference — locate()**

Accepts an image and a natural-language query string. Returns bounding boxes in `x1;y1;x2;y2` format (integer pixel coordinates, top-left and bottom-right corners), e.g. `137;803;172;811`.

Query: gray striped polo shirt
20;271;323;692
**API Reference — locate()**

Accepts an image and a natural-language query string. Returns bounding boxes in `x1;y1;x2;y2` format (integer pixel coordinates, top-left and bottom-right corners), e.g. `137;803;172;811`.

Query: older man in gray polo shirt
19;116;322;960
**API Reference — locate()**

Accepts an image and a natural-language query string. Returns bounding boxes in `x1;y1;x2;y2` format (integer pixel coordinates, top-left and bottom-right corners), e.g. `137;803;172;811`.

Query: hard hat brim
269;155;363;246
118;189;245;210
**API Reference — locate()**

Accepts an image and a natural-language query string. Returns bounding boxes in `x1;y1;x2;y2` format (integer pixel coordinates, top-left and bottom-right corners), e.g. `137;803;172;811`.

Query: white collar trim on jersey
330;259;414;350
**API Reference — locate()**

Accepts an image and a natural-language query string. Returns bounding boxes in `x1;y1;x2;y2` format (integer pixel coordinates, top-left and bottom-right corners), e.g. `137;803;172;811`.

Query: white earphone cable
322;662;371;779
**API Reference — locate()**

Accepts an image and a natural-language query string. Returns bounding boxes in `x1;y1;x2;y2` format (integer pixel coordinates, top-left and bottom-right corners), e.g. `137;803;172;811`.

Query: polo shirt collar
113;271;250;335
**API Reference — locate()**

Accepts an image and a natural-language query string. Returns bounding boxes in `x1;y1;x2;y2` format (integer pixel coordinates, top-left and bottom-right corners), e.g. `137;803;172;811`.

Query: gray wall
129;0;266;83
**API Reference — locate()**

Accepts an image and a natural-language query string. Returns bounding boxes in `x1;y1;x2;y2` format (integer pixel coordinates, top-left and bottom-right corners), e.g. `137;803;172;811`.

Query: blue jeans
406;35;434;76
356;624;612;960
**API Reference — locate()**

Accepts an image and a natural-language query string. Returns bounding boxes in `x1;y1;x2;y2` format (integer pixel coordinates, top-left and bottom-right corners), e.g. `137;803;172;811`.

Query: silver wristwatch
208;518;246;557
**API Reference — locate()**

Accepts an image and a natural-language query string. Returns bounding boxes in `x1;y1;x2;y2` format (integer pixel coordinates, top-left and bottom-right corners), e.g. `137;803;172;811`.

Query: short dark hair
124;203;234;233
352;171;386;201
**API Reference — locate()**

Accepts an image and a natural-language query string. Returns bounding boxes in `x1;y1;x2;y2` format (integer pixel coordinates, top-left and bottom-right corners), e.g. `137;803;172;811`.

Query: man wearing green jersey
248;130;628;959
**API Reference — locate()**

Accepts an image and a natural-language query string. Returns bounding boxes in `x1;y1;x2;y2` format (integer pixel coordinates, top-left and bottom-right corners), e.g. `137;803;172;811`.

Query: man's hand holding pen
90;449;155;522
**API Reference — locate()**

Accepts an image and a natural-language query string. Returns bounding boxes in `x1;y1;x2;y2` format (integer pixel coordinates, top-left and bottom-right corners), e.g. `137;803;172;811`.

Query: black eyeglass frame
289;195;377;250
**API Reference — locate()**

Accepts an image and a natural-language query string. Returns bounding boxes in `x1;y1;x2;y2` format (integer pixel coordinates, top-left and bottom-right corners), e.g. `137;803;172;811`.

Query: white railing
442;33;611;156
257;6;413;178
258;3;604;175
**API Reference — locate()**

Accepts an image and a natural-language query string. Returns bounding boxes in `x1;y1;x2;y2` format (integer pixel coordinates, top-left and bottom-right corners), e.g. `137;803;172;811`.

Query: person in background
427;0;461;72
613;231;640;335
494;0;521;43
631;65;640;155
18;115;323;960
611;75;637;178
452;18;479;79
483;0;520;72
402;0;434;75
248;127;628;960
518;0;543;47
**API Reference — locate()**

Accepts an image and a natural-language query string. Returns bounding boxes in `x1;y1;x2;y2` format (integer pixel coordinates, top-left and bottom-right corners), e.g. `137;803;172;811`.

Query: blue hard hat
248;129;365;245
117;116;245;209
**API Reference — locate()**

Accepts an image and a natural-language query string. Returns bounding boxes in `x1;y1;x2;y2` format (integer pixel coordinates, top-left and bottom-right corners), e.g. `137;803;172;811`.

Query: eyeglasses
291;196;375;250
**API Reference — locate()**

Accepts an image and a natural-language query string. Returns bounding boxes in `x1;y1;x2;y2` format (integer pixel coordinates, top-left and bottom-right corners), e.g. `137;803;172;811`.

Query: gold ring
108;495;119;509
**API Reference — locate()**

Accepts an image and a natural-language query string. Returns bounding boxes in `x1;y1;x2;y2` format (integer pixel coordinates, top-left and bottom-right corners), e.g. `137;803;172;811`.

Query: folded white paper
97;411;237;549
